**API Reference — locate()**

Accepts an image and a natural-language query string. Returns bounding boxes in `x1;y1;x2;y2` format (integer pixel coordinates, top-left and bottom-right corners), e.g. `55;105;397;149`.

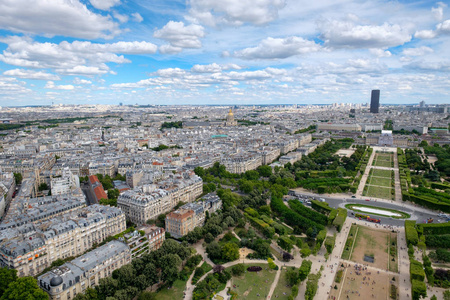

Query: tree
107;188;120;200
0;277;48;300
38;183;49;191
112;264;135;289
204;232;214;243
286;267;300;286
0;268;17;296
221;242;239;262
206;241;222;260
13;173;22;185
143;263;158;287
257;165;272;177
419;140;429;147
96;277;119;299
135;274;149;291
231;264;245;276
138;291;156;300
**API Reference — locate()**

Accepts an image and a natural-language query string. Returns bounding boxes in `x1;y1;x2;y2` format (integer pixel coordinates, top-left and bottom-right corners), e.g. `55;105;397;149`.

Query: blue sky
0;0;449;105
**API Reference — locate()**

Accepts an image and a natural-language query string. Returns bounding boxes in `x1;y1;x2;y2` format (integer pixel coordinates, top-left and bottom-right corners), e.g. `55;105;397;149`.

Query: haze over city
0;0;449;106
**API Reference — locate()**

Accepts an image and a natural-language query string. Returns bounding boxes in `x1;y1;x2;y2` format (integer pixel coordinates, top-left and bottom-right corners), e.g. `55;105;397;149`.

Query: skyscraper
370;90;380;113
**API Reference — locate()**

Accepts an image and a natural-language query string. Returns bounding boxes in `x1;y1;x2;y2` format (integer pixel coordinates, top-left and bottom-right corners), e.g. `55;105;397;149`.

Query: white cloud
432;2;447;21
191;63;222;73
132;13;143;22
0;37;157;76
113;11;128;23
73;78;92;84
188;0;286;26
437;19;450;34
89;0;120;11
233;36;321;59
369;49;392;57
154;21;205;51
402;46;433;56
159;44;183;54
414;29;437;39
3;69;60;80
44;81;74;90
318;19;411;49
0;77;30;94
0;0;121;39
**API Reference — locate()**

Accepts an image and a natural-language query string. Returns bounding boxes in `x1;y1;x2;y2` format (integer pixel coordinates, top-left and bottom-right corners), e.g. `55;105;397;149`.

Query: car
351;195;356;198
365;199;370;201
319;198;325;202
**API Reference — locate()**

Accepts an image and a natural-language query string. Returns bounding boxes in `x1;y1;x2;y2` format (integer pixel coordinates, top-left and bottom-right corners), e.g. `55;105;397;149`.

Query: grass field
228;263;276;299
341;224;358;260
345;225;398;272
363;185;394;200
372;153;394;168
154;279;187;300
372;169;392;177
330;264;398;300
368;175;392;187
272;267;297;300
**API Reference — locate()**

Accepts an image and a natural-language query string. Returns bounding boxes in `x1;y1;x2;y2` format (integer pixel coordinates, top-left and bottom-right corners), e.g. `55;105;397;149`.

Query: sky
0;0;449;106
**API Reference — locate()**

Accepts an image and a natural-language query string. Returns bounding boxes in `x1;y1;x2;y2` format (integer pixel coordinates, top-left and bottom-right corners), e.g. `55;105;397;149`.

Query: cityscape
0;1;450;300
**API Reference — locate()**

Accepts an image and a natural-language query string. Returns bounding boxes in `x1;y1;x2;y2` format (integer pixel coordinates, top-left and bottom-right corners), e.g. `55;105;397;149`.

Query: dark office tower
370;90;380;113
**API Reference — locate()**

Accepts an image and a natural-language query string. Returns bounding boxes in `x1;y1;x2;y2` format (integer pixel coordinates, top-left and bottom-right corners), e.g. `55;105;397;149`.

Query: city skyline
0;0;449;106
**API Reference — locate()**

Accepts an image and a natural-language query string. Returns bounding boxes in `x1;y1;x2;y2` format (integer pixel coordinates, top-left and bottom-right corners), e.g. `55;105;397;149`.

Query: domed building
225;108;237;126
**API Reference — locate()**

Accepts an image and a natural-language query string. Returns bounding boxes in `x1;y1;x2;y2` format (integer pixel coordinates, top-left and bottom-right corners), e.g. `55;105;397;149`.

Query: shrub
411;279;427;300
405;220;419;246
332;208;347;232
247;266;262;272
410;260;426;282
298;260;312;282
231;264;245;276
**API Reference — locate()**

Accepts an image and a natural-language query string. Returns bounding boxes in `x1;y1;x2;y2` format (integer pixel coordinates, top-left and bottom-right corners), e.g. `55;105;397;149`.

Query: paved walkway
356;147;376;197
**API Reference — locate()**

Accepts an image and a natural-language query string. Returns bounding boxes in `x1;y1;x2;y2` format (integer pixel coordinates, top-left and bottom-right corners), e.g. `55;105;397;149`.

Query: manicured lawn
363;185;394;200
272;267;296;299
228;263;276;300
372;153;393;168
372;169;392;177
345;204;410;219
368;175;392;187
341;224;358;260
154;279;187;300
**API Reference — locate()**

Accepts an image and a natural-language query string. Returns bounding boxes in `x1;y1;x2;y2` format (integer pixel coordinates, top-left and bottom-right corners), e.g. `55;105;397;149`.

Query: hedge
298;259;312;282
417;222;450;235
311;200;333;214
410;259;426;282
327;209;338;225
288;200;328;226
271;196;325;233
411;279;427;300
405;220;419;246
324;235;336;254
245;213;275;238
431;182;450;191
424;234;450;248
332;208;347;232
403;193;450;213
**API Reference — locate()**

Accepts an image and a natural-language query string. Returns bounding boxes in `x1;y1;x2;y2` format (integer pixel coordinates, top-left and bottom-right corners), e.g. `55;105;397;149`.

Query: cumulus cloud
402;46;433;56
0;0;121;39
44;81;74;90
191;63;222;73
432;2;447;21
369;49;392;57
132;13;143;22
0;77;30;94
73;78;92;84
89;0;120;11
0;37;157;76
414;29;437;39
436;19;450;34
113;11;128;23
318;19;411;48
154;21;205;52
188;0;286;26
233;36;321;59
3;69;60;80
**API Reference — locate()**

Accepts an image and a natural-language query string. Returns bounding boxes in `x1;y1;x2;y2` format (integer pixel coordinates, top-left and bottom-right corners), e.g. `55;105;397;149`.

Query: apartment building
51;168;80;196
165;208;195;239
0;205;125;277
117;171;202;225
221;154;262;173
38;240;130;300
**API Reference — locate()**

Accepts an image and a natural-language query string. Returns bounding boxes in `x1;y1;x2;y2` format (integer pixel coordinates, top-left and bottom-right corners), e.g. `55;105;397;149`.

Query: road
290;192;444;226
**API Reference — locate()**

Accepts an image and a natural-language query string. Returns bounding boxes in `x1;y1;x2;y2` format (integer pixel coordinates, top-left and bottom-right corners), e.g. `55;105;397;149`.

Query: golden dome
228;108;233;116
